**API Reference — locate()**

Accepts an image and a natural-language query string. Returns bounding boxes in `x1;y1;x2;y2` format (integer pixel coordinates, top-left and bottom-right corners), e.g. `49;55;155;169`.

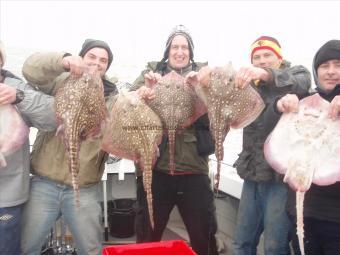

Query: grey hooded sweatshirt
0;70;56;207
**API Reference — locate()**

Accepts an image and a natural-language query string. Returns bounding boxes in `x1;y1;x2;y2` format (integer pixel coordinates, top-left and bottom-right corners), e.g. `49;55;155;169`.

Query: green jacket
22;52;117;187
131;61;211;175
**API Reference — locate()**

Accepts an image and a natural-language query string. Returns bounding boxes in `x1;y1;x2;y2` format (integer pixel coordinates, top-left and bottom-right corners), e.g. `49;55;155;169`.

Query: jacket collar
0;69;21;81
316;84;340;102
164;62;194;76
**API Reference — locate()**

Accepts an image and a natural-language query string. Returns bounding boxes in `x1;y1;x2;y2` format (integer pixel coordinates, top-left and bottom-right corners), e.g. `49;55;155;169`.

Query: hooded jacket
288;41;340;222
22;52;118;187
0;70;56;207
285;84;340;223
131;61;212;175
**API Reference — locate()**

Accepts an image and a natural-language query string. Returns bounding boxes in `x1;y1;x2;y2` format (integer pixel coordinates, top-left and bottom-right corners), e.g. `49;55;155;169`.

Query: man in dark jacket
0;40;57;255
232;36;311;255
131;25;219;255
270;39;340;255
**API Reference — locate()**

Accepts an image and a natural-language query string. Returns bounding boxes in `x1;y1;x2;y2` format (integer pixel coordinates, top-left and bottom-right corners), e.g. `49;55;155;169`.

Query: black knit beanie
313;40;340;71
163;25;194;61
312;40;340;91
79;39;113;70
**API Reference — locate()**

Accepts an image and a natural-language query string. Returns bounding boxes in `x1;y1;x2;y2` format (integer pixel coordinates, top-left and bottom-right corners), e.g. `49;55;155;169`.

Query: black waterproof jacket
234;61;311;182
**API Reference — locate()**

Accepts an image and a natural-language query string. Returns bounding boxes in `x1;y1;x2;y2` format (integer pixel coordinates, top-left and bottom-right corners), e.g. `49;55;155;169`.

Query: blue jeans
233;180;292;255
21;176;102;255
0;204;22;255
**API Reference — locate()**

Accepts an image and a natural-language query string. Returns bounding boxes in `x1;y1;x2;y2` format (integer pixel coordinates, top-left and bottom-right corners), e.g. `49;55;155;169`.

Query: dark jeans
0;204;23;255
135;171;219;255
290;216;340;255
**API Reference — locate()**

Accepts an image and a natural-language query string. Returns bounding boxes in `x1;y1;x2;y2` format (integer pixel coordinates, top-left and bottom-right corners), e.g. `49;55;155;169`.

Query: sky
1;0;339;83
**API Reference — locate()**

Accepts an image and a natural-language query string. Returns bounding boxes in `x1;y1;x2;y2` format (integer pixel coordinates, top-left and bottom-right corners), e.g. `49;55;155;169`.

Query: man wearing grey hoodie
0;41;56;255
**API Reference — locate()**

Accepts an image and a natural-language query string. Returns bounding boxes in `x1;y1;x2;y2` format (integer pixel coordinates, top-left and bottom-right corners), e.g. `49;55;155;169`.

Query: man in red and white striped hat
236;36;284;88
232;36;311;255
250;36;282;66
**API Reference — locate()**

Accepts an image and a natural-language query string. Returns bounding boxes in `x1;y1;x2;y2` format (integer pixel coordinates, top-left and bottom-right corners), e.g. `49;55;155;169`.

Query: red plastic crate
103;240;197;255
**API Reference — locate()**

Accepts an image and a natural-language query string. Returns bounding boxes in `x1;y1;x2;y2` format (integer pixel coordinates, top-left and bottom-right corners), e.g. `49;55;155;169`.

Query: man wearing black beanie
20;39;118;255
267;39;340;255
79;39;114;70
313;40;340;94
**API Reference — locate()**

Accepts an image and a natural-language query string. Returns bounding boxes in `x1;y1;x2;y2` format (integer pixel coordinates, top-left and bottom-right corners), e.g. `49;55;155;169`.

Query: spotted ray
264;93;340;255
101;91;163;229
195;65;265;189
0;105;29;167
55;73;107;207
146;71;206;174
